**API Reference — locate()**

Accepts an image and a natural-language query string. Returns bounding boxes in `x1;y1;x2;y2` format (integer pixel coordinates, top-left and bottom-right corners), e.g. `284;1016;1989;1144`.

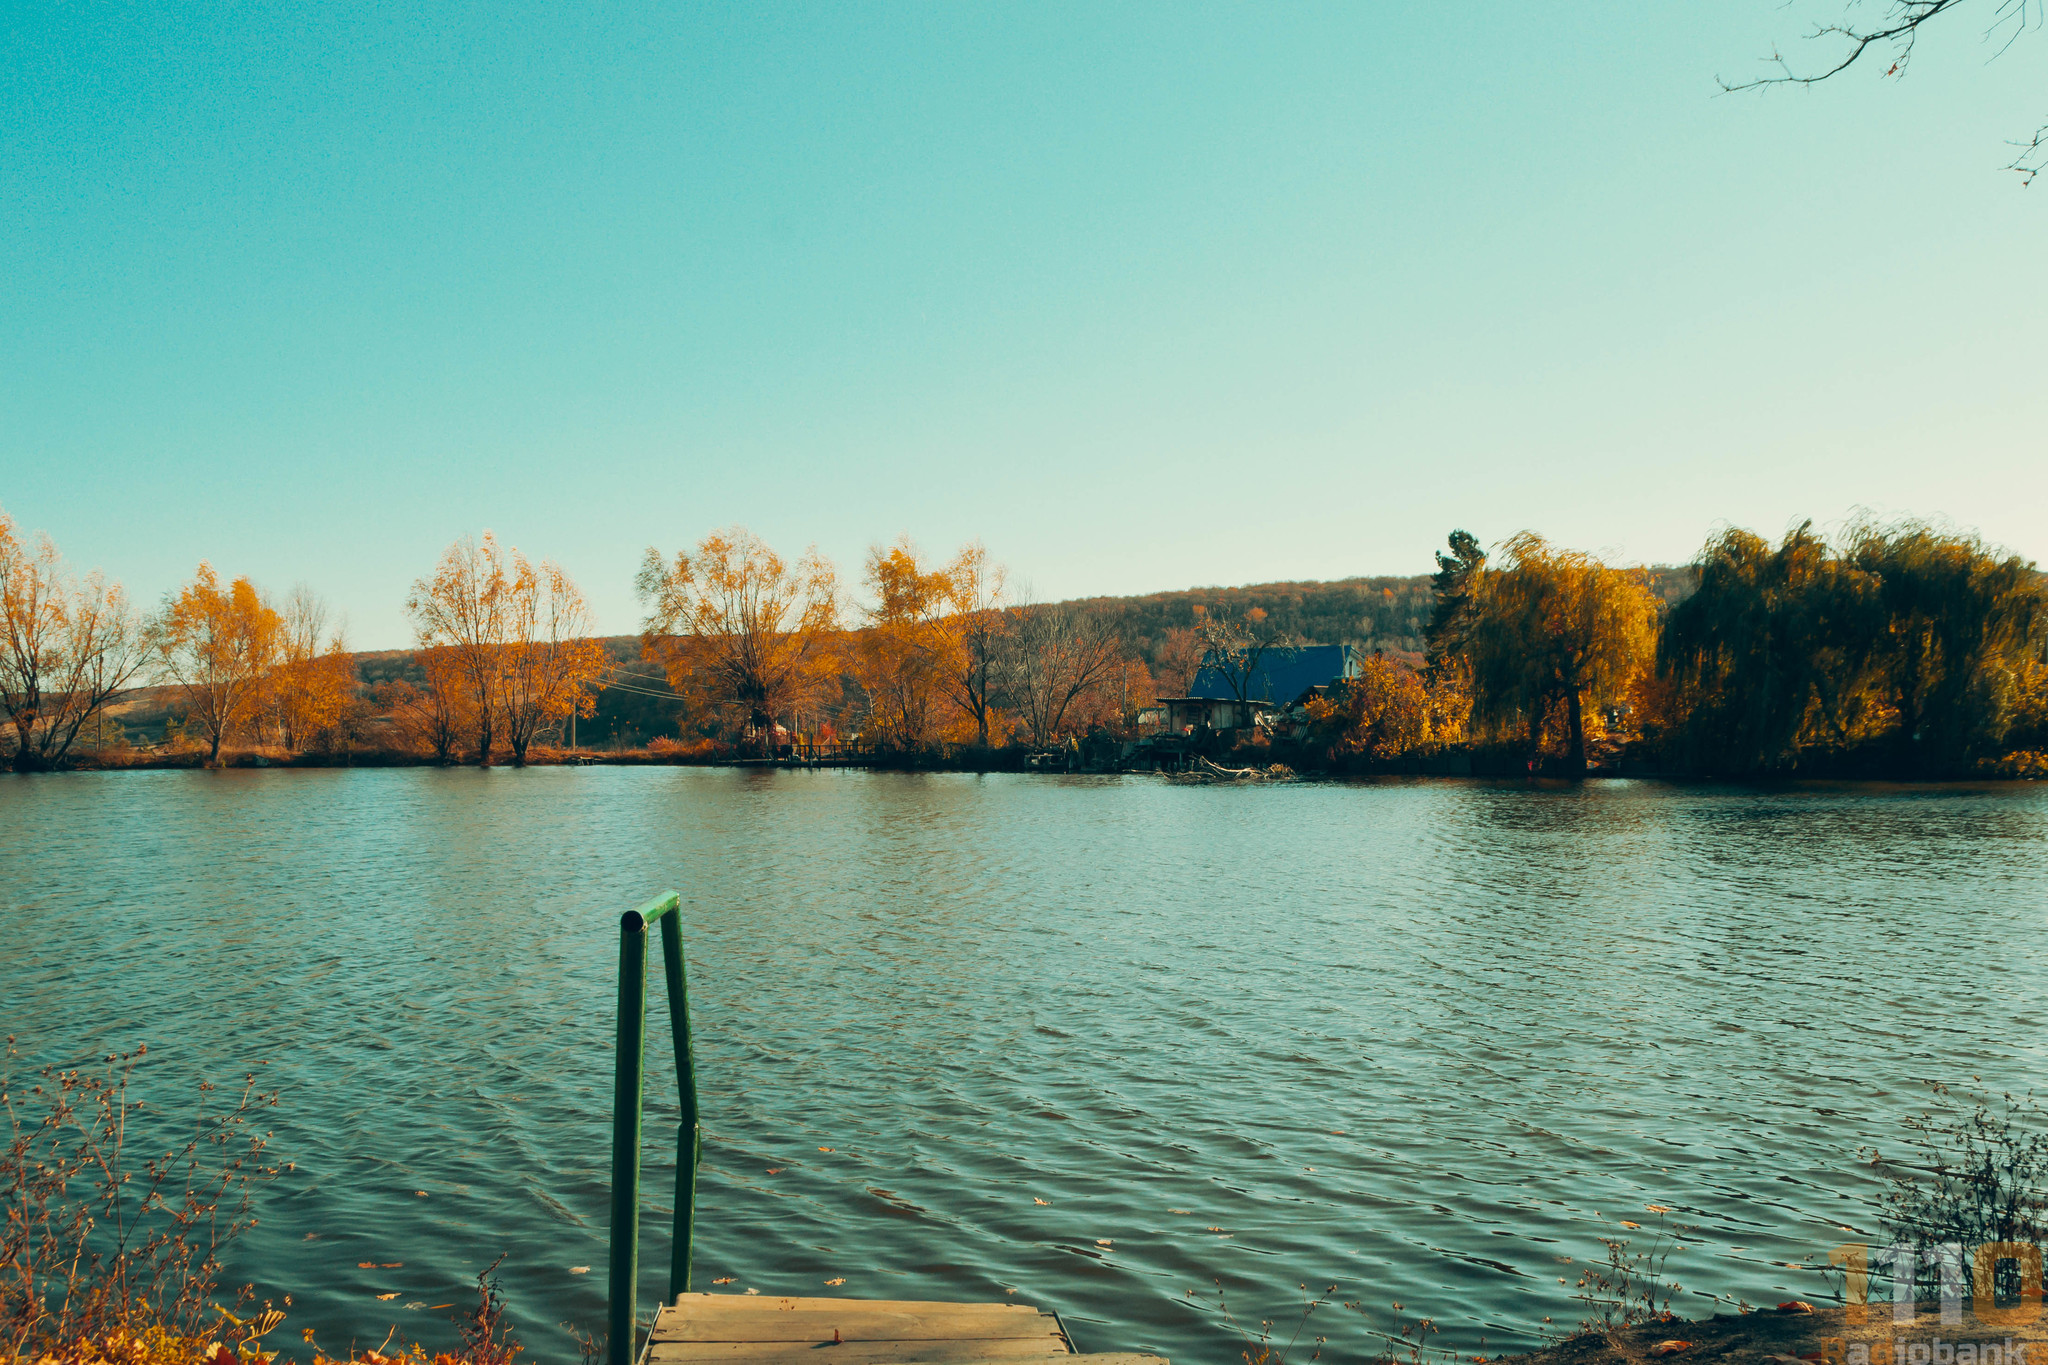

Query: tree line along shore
2;507;2044;780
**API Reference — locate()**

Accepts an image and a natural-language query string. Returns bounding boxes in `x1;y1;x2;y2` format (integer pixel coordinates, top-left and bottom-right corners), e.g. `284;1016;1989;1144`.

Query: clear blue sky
5;2;2043;648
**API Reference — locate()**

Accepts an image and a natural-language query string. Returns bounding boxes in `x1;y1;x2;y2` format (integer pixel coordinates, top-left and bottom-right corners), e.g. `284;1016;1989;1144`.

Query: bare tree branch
1719;0;2044;181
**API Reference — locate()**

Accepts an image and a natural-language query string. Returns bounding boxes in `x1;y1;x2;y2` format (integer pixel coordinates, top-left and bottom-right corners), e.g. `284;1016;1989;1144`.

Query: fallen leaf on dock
713;1277;735;1285
1033;1197;1050;1205
376;1293;398;1301
1776;1301;1815;1315
568;1267;589;1275
824;1278;845;1286
1650;1342;1691;1356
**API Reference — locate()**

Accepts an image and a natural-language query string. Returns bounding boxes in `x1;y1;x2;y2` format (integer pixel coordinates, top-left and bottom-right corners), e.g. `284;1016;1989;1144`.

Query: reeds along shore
4;511;2045;780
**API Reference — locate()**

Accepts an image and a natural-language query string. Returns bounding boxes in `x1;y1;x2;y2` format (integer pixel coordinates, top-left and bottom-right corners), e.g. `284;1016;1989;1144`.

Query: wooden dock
644;1293;1168;1365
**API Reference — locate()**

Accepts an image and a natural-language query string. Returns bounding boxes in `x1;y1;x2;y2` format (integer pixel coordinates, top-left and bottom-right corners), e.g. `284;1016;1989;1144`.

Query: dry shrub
2;1038;522;1365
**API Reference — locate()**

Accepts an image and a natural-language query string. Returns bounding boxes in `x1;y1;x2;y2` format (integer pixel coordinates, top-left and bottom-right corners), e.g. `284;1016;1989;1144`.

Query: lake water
3;769;2044;1362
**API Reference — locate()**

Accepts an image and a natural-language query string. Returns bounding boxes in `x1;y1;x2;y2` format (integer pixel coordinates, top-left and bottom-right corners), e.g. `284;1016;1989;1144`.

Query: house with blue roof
1157;643;1361;732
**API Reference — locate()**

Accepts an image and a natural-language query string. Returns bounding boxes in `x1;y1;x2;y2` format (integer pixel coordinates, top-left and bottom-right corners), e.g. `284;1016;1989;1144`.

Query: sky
4;1;2044;648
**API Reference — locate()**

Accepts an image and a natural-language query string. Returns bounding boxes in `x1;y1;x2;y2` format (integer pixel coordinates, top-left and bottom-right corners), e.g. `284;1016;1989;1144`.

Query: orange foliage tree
268;585;359;751
636;526;839;756
499;558;606;765
407;535;513;764
854;538;961;752
154;564;283;764
374;645;475;763
407;535;604;766
0;506;152;772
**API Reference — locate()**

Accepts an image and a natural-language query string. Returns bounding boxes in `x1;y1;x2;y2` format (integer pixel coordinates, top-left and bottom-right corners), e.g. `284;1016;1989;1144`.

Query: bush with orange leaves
1302;656;1459;763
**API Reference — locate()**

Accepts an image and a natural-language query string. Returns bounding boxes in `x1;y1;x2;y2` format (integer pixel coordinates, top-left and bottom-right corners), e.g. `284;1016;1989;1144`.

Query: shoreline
1503;1307;2048;1365
12;747;2043;784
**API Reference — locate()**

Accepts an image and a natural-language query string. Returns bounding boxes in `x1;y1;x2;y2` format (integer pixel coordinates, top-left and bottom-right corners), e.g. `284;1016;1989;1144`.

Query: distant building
1157;643;1361;732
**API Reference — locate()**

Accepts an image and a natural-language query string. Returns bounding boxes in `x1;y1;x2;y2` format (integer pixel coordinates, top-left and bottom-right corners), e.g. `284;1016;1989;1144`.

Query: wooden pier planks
644;1293;1167;1365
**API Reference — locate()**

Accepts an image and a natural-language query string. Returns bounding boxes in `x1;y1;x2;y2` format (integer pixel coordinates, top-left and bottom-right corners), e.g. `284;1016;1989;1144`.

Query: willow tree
1462;533;1659;774
636;527;839;756
1845;522;2046;772
1658;523;1888;774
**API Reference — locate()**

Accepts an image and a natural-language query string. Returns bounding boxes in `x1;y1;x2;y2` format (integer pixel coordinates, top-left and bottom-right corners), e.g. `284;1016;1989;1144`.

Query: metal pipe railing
607;890;700;1365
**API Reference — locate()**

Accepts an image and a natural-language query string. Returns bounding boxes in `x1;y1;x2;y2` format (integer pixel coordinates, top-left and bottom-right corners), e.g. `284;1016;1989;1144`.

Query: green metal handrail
608;890;700;1365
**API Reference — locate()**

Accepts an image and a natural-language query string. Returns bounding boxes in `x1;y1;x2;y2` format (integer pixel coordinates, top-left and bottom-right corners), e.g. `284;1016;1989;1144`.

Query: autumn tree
940;541;1011;748
407;535;514;765
1845;521;2046;773
1150;625;1204;698
499;558;607;765
1305;655;1437;762
1658;523;1888;774
854;538;960;753
1007;600;1126;747
636;527;839;757
0;507;152;772
375;645;474;763
268;585;359;752
154;564;284;764
1460;533;1660;775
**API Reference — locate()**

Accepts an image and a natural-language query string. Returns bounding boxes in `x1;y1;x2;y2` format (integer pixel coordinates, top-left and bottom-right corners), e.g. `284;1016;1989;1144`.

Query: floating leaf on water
380;1263;402;1268
404;1302;427;1311
1620;1221;1641;1229
428;1304;454;1310
824;1278;845;1286
358;1263;377;1269
375;1293;398;1301
766;1168;784;1174
1207;1227;1224;1232
568;1267;589;1275
1168;1209;1192;1215
1645;1205;1671;1214
414;1191;428;1197
744;1288;759;1295
818;1147;833;1153
713;1277;736;1285
1033;1197;1050;1206
1095;1239;1112;1247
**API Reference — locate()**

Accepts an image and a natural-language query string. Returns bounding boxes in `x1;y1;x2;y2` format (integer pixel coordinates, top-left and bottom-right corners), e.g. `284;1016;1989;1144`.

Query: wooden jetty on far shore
644;1293;1167;1365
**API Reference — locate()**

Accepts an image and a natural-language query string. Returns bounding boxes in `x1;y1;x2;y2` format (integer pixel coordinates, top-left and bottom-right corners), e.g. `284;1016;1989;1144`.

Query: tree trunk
1564;681;1587;777
208;729;223;765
